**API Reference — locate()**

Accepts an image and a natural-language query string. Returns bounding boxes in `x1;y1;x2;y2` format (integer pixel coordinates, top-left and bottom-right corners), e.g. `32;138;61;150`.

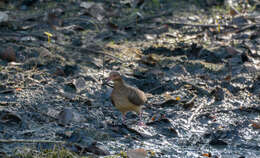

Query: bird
106;71;147;125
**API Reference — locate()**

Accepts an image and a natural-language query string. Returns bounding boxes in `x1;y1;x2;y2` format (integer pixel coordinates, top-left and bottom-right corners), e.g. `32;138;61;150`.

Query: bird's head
106;71;122;82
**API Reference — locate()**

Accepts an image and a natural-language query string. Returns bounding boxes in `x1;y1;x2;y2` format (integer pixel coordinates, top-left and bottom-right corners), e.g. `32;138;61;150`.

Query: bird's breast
111;88;141;114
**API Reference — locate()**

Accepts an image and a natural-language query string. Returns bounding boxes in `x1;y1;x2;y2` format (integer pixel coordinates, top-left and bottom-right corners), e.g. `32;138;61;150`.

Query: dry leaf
0;111;22;124
252;121;260;129
226;47;240;56
224;75;232;82
80;2;95;9
64;131;73;137
163;92;172;100
0;11;8;23
0;46;16;62
47;12;63;29
57;108;74;126
54;68;66;76
127;148;147;158
15;88;22;91
175;96;181;101
141;54;158;66
202;152;211;157
73;77;86;93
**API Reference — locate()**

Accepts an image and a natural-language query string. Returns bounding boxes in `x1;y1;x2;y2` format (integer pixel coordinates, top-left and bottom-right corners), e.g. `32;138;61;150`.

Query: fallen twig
182;81;211;97
187;98;214;126
147;84;164;93
120;9;174;28
234;23;257;33
0;32;125;63
0;102;17;106
55;43;125;63
0;139;66;144
166;21;239;29
182;94;197;109
0;89;15;94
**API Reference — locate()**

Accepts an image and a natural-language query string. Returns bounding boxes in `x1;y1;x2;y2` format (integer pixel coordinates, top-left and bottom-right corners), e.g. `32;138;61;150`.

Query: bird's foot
138;121;146;126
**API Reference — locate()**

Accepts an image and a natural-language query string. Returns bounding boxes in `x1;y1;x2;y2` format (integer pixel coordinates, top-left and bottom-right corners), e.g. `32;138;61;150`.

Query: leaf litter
0;0;260;157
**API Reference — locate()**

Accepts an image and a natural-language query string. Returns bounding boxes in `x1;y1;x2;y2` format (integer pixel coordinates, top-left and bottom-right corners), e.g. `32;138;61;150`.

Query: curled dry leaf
127;148;147;158
0;111;22;124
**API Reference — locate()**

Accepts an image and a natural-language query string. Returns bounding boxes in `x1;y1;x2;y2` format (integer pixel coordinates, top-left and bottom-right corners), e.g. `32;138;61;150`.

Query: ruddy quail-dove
106;71;147;125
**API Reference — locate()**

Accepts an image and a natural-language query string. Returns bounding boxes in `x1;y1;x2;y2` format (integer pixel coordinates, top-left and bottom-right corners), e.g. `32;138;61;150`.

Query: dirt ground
0;0;260;157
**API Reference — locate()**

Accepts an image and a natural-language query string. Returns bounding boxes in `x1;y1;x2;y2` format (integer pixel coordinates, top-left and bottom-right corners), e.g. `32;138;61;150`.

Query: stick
166;21;240;29
187;98;214;126
147;84;164;93
54;43;125;63
120;9;174;28
234;23;257;33
0;89;15;94
0;32;125;63
0;139;66;144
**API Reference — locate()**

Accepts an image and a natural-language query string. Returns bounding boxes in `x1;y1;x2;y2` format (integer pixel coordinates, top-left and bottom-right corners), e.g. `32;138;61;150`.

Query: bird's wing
111;96;116;106
127;86;147;106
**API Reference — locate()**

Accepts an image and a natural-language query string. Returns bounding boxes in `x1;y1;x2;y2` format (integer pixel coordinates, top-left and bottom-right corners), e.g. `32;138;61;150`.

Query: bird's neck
113;78;125;88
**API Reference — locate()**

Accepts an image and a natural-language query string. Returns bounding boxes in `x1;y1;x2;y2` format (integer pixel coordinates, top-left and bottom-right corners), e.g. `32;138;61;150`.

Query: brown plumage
107;71;147;125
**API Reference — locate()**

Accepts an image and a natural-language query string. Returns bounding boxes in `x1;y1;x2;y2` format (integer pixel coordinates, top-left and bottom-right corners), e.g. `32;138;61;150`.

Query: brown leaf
0;46;16;62
141;54;158;66
224;75;232;82
127;148;147;158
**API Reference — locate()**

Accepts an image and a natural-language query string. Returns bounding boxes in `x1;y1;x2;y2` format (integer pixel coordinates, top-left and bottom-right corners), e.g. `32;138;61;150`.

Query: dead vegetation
0;0;260;157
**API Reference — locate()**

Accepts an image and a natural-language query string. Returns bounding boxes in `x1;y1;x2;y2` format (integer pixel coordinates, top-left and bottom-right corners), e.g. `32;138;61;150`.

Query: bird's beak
103;76;112;85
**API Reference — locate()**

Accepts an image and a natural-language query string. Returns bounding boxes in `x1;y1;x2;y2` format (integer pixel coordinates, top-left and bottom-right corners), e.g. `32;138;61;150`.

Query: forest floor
0;0;260;157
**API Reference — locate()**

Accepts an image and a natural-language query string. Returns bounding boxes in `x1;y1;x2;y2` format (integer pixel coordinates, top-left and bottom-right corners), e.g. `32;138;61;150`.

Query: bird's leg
122;113;126;125
138;111;145;126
